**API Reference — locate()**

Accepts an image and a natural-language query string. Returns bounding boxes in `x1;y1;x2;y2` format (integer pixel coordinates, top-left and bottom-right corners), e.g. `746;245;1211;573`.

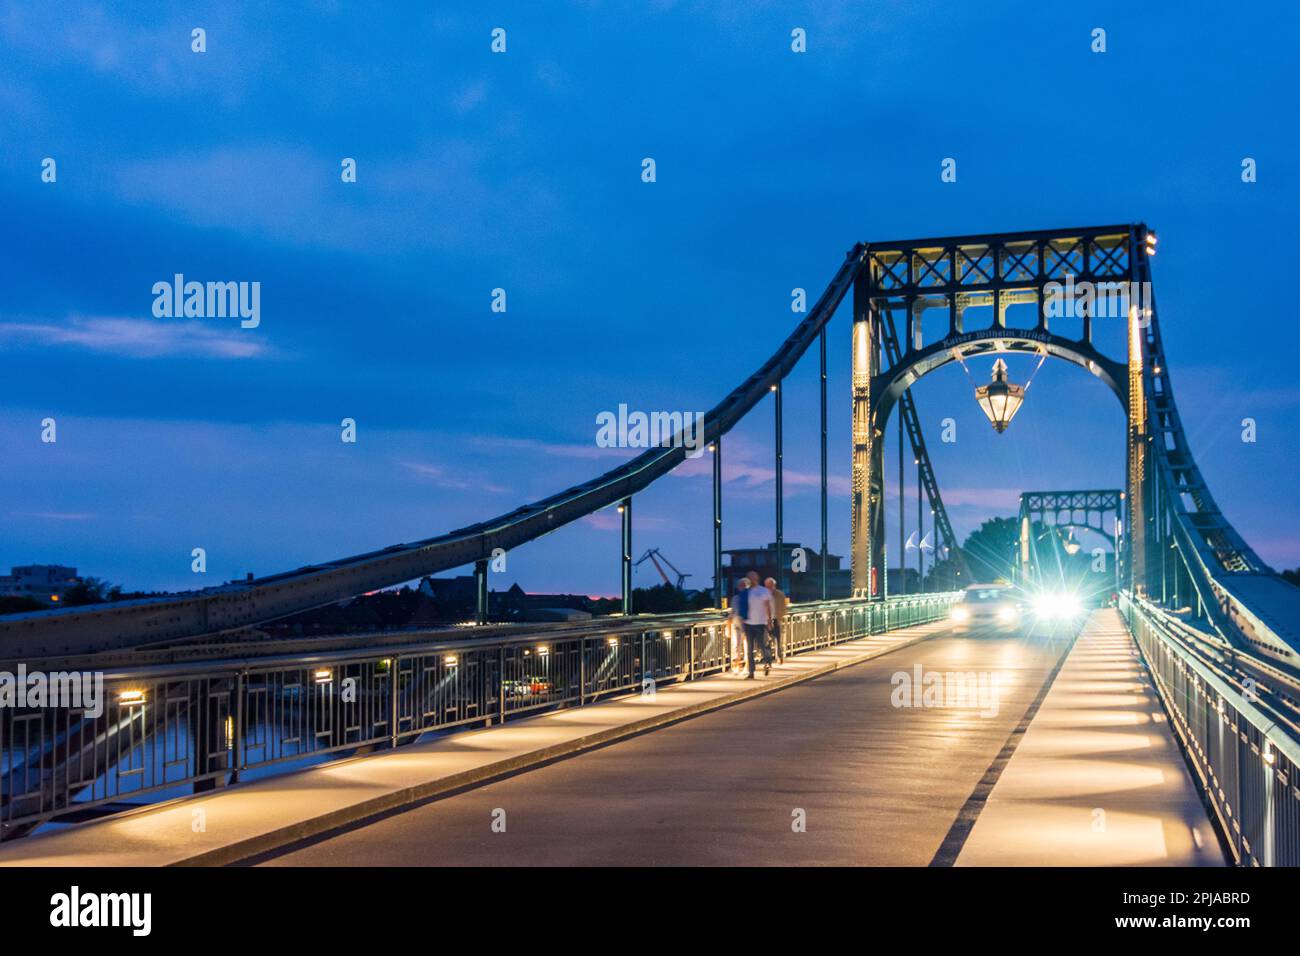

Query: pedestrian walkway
0;620;951;867
954;609;1221;866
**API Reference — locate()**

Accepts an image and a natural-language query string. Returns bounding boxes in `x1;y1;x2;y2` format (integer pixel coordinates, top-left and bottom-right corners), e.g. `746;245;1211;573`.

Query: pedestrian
729;579;751;674
764;576;788;664
741;572;774;678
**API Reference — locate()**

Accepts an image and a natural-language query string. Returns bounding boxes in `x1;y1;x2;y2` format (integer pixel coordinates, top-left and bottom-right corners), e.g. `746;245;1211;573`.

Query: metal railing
1122;592;1300;866
1;592;956;839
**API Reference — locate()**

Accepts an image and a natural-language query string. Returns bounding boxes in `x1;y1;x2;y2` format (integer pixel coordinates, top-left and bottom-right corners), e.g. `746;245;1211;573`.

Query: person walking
741;573;774;678
729;579;751;674
764;577;788;664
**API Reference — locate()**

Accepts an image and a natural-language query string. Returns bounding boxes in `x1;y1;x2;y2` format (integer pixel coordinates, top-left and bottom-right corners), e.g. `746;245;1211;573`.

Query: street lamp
974;359;1026;433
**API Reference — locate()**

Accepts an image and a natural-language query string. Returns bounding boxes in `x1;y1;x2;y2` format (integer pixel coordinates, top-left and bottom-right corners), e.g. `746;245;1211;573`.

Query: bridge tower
1126;280;1148;595
850;270;883;597
849;226;1136;598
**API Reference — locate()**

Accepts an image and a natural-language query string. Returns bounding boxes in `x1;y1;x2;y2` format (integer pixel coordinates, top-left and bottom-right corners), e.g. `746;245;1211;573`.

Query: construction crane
634;548;692;590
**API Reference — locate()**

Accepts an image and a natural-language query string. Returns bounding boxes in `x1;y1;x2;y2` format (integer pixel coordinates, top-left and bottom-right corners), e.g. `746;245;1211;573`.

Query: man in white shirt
741;571;774;678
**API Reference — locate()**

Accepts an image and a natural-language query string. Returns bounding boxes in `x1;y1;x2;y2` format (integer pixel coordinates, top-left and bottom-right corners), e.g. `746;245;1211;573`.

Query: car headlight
1033;592;1083;619
950;606;970;622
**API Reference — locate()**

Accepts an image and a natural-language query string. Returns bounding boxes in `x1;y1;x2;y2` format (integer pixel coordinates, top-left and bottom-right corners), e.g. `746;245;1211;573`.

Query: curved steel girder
1021;490;1123;538
1037;515;1111;537
0;247;868;660
868;328;1128;423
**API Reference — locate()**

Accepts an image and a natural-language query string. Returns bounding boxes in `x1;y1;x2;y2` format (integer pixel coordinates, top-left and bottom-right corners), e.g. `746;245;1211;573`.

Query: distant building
418;576;601;622
722;543;850;603
885;567;921;597
521;607;593;623
719;547;950;602
419;574;476;611
0;565;80;606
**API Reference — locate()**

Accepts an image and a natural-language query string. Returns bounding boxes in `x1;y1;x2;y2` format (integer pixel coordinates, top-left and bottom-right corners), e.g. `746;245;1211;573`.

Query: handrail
12;593;954;676
1129;596;1300;737
0;591;958;839
1122;591;1300;866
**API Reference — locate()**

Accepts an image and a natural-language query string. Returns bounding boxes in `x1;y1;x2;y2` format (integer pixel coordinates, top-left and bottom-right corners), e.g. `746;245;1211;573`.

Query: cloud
401;460;508;494
582;510;676;533
534;61;566;92
450;79;489;113
929;486;1024;508
108;140;565;256
0;5;236;95
8;511;95;521
113;146;336;242
475;435;637;462
470;433;850;500
669;434;852;498
0;316;270;359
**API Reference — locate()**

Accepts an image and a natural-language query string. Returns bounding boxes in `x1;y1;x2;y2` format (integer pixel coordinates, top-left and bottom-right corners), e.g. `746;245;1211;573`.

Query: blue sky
1;1;1297;596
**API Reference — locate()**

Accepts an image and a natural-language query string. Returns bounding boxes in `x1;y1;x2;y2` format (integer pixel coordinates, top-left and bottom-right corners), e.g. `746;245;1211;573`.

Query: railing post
774;381;785;594
232;670;245;781
820;326;828;601
474;559;489;624
389;656;399;748
190;680;227;794
579;637;586;706
620;497;633;615
899;409;906;595
712;439;723;608
917;460;924;593
498;647;506;725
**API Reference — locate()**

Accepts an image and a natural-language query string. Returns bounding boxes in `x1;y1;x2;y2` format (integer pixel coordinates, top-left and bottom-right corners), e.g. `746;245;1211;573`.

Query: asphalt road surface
263;624;1076;866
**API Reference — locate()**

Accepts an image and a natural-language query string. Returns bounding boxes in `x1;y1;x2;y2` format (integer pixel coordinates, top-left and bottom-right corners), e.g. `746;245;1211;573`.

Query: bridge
2;224;1298;867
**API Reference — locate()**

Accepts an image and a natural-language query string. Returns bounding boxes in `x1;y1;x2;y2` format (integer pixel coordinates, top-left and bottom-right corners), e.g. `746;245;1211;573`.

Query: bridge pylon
849;225;1133;597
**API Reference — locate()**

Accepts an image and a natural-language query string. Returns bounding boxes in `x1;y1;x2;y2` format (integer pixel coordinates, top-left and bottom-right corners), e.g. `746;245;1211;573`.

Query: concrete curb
174;626;943;867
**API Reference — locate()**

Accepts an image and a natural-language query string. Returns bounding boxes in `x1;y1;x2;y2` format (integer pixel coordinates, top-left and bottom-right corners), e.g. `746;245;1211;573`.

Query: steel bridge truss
1015;489;1122;589
849;223;1300;669
875;291;969;587
4;220;1300;845
852;225;1134;600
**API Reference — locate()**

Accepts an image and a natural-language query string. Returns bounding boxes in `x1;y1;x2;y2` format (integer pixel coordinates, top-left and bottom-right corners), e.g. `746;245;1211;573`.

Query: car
948;584;1023;633
503;676;554;698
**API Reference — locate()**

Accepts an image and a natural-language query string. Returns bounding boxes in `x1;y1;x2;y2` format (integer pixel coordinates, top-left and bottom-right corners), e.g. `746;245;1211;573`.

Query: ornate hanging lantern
975;359;1026;433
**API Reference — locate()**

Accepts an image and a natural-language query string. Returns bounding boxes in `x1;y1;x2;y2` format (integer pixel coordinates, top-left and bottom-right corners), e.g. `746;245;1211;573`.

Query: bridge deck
262;620;1078;865
0;620;948;867
954;609;1220;865
0;612;1220;867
